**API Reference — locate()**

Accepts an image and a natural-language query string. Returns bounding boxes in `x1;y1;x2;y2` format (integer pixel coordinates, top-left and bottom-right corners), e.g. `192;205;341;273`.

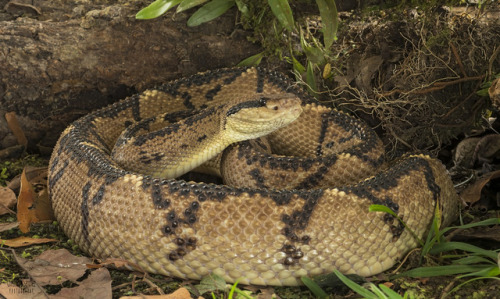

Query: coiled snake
48;67;460;286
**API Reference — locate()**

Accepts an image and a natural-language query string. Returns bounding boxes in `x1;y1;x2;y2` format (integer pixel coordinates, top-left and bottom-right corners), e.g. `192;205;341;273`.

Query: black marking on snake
181;92;194;110
139;152;165;165
184;106;218;127
48;160;68;190
205;84;222;101
316;113;330;157
132;123;181;146
338;135;354;144
81;182;92;244
152;182;170;209
87;125;110;150
226;100;266;117
197;135;207;143
294;158;337;190
249;168;269;189
91;184;106;205
124;120;133;128
278;190;323;259
282;244;305;265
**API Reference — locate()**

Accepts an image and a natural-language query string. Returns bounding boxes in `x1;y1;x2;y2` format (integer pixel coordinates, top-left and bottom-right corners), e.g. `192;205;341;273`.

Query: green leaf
459;266;500;278
306;61;317;93
453;256;497;265
301;276;329;298
378;284;404;298
136;0;182;19
369;204;398;217
237;52;264;67
177;0;209;12
300;30;325;64
292;56;305;74
268;0;295;31
187;0;235;27
315;0;338;48
234;0;249;17
394;264;490;278
333;270;377;299
192;273;227;295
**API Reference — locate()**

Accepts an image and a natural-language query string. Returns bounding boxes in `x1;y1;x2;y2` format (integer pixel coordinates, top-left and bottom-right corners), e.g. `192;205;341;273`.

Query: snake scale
48;67;460;286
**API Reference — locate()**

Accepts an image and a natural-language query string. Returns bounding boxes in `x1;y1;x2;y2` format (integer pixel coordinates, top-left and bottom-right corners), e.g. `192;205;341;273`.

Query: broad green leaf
268;0;295;31
192;273;227;295
300;30;325;64
237;52;264;67
177;0;209;12
301;276;328;298
306;61;317;93
292;56;305;73
187;0;235;27
136;0;182;19
333;270;377;299
315;0;338;48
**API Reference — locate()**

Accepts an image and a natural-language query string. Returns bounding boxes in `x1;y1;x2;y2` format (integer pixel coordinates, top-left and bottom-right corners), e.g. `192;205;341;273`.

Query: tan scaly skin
48;67;461;286
111;94;302;179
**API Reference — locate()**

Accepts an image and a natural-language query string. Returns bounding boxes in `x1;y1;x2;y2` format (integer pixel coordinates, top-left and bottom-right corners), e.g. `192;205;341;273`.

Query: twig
142;275;165;295
377;75;484;98
450;41;467;78
489;46;500;77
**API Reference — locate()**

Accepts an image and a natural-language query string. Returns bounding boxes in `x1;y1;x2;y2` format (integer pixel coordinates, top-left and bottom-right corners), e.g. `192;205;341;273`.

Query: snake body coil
48;68;460;286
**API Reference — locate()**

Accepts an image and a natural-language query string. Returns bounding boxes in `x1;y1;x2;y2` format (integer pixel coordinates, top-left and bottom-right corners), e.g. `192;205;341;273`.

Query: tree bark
0;0;260;152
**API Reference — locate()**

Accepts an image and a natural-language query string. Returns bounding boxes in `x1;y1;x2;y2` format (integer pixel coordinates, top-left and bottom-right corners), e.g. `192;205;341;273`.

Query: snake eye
259;97;268;106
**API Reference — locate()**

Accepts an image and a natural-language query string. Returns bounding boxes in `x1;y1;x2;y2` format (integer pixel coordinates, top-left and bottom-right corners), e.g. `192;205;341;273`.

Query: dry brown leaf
17;249;92;286
0;221;19;232
17;167;54;233
0;282;46;299
460;170;500;204
7;166;48;191
0;187;16;215
51;267;112;299
4;111;28;148
0;236;57;247
120;287;194;299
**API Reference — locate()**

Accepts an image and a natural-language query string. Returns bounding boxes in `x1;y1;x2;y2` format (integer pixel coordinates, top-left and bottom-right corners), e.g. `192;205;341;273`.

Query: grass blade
237;52;264;67
268;0;295;31
301;276;328;298
394;264;489;278
187;0;235;27
315;0;338;48
136;0;182;19
333;269;377;299
429;242;498;260
378;284;404;298
306;61;317;93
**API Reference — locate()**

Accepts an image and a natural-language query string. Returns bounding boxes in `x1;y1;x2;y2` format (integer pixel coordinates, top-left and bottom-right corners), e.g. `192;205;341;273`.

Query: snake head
223;93;303;142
